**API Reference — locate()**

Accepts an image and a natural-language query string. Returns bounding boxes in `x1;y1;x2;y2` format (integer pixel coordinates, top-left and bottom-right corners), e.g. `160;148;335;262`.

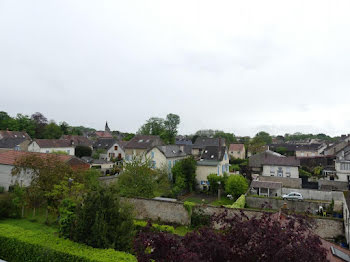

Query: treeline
0;111;94;139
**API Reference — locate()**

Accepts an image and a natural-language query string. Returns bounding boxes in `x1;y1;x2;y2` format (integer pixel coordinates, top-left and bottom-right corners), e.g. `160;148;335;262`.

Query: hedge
0;223;136;262
225;195;245;209
134;220;175;234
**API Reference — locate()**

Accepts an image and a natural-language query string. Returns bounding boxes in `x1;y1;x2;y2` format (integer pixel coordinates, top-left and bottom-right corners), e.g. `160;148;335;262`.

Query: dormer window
211;155;214;159
138;139;143;143
146;139;150;142
14;135;17;138
205;150;208;153
172;150;176;153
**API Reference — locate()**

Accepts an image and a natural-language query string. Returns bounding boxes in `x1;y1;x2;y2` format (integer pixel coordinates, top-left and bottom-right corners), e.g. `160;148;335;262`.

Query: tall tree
163;114;180;144
43;122;63;139
31;112;48;139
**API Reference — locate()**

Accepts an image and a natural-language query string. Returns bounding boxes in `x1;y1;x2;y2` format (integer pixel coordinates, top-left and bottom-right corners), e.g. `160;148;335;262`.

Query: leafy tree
134;211;327;262
225;175;248;199
0;111;11;130
72;187;135;251
31;112;48;138
138;117;165;136
59;121;69;135
122;133;135;141
115;157;168;198
255;131;272;145
163;113;180;144
15;114;36;137
214;131;236;145
207;174;227;194
43;122;63;139
12;184;27;218
249;136;266;155
172;157;197;195
75;145;92;158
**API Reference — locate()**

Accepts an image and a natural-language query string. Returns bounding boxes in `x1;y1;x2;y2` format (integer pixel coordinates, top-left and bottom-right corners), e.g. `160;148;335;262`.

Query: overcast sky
1;0;350;137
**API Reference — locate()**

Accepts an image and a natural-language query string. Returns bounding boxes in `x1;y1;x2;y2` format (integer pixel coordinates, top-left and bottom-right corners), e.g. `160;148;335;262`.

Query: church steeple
105;121;111;132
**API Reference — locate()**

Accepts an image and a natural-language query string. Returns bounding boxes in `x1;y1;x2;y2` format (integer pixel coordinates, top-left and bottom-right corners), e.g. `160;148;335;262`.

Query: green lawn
211;197;235;206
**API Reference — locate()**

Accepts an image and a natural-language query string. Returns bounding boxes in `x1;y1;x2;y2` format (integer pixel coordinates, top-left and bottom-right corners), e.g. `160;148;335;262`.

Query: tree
214;131;237;145
31;112;48;138
163;114;180;144
249;136;266;155
75;145;92;158
115;157;169;198
72;187;135;251
138;114;180;144
207;174;227;194
255;131;272;145
12;154;74;221
134;211;327;262
172;157;197;195
59;121;69;135
43;122;63;139
225;175;248;199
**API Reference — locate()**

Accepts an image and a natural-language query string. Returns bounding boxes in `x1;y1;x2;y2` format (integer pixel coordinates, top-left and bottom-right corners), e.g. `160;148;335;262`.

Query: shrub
75;145;92;158
225;195;245;209
71;187;135;252
225;175;248;200
0;186;4;193
190;210;211;229
0;222;135;262
0;194;20;219
207;174;227;194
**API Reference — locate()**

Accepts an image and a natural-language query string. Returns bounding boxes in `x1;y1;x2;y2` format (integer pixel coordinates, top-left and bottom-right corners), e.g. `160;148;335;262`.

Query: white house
146;145;188;175
93;138;126;161
196;146;230;190
335;145;350;182
28;139;75;155
0;151;89;191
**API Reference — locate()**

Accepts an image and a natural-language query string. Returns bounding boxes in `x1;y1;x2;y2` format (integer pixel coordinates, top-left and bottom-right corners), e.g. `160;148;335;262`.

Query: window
67;150;70;154
217;165;220;175
277;167;283;177
270;166;275;176
222;165;225;173
152;161;156;169
151;152;154;159
286;167;291;177
46;150;49;153
114;146;118;150
341;162;350;170
224;153;227;160
168;160;172;170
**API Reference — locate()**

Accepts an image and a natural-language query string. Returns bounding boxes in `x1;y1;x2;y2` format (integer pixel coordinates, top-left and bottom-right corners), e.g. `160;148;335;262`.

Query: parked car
282;192;303;201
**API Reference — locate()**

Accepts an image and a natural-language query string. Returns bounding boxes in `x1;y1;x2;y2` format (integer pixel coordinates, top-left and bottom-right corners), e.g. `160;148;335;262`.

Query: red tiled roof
229;144;244;151
0;130;31;139
0;151;89;170
95;131;113;138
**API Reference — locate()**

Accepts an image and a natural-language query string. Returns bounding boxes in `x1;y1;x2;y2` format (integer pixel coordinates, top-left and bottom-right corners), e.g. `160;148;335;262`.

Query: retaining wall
259;176;302;188
281;188;344;201
122;197;344;240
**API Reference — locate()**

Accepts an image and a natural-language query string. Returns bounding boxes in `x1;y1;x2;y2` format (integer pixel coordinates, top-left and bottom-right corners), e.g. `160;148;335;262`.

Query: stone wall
318;180;348;191
258;176;302;188
246;196;331;213
122;197;344;239
281;188;344;201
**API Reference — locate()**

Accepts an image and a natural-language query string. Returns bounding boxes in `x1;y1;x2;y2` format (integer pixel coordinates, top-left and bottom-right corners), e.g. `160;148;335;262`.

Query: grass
174;225;192;236
211;197;235;206
182;197;208;204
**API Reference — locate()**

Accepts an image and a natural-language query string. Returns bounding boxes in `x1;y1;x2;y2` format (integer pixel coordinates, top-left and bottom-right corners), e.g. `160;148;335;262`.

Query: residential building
94;121;113;139
192;137;226;156
93;138;126;161
324;135;350;156
28;139;75;155
61;135;93;148
124;135;163;161
249;150;300;178
196;146;229;190
295;144;325;157
0;130;31;151
146;145;188;177
334;145;350;182
228;144;245;159
250;180;282;197
0;151;89;191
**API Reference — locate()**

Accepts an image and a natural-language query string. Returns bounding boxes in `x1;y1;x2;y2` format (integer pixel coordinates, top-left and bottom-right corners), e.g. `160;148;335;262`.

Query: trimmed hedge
134;220;175;234
0;223;136;262
225;195;245;209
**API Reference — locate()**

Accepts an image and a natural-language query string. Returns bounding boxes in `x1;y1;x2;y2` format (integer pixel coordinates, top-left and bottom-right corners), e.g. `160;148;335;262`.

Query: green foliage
299;168;313;177
284;132;336;142
0;186;4;193
171;157;197;195
138;113;180;144
115;157;169;198
0;221;136;262
225;175;248;200
134;220;175;234
43;122;63;139
190;210;211;229
207;174;227;194
225;194;245;209
183;201;196;216
213;131;237;145
51;150;69;155
122;133;135;141
72;187;135;251
92;149;106;159
75;145;92;158
58;198;77;238
255;131;272;145
0;194;20;219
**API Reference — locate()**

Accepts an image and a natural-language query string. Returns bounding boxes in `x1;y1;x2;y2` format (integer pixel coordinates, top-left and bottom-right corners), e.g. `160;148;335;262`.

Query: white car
282;192;303;201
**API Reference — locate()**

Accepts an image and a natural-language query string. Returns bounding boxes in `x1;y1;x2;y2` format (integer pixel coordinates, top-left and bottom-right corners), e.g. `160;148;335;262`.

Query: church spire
105;121;111;132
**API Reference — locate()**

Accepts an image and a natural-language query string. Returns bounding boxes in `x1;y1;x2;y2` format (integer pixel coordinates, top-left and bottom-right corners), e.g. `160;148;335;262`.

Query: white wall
28;142;75;155
262;165;299;178
106;143;125;160
282;188;344;201
0;164;31;191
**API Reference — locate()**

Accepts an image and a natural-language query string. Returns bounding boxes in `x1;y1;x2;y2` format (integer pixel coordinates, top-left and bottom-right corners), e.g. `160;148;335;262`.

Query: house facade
0;151;89;191
334;145;350;182
146;145;188;176
228;144;245;159
28;139;75;155
93;138;126;161
124;135;163;161
192;137;226;156
196;146;229;189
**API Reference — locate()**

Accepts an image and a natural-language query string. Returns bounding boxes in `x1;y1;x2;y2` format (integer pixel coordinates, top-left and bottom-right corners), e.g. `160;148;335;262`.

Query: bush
191;210;211;229
0;186;4;193
75;145;92;158
71;187;135;252
225;195;245;209
207;174;227;194
0;194;20;219
225;175;248;200
134;220;175;234
0;222;136;262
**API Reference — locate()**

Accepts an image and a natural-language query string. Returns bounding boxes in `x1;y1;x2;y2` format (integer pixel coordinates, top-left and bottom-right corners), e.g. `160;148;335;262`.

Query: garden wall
281;188;344;201
258;176;302;188
123;197;344;240
246;196;331;213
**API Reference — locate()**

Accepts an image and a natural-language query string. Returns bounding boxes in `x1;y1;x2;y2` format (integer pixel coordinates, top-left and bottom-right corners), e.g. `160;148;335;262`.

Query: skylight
211;155;214;159
138;139;144;143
